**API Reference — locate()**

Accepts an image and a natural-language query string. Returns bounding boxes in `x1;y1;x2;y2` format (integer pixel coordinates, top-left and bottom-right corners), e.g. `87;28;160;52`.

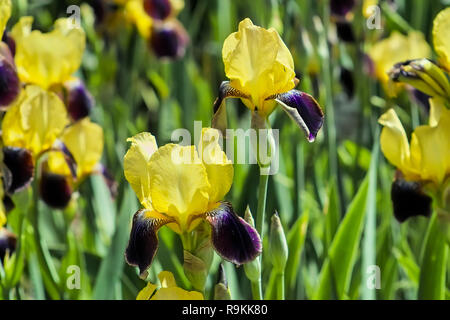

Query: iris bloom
368;31;431;96
213;18;324;142
433;8;450;72
379;99;450;221
137;271;203;300
10;16;85;89
124;128;261;277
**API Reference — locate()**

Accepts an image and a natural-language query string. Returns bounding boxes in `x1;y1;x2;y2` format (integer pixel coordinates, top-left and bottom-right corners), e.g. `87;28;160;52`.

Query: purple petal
125;209;172;278
39;170;72;209
391;178;432;223
0;49;20;108
275;90;324;142
205;202;261;266
330;0;355;17
65;80;94;121
144;0;172;20
2;147;34;193
150;21;188;59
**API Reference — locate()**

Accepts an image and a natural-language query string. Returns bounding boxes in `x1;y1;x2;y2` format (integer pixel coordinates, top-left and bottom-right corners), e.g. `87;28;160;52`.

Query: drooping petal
64;79;94;121
391;178;432;223
433;7;450;72
410;107;450;184
60;118;104;179
275;90;324;142
124;132;158;209
0;227;16;261
212;81;250;134
2;147;34;193
2;85;69;156
0;43;20;108
204;202;261;266
11;17;85;89
125;209;173;278
39;168;72;209
222;18;296;108
378;109;414;176
198;128;233;203
148;144;210;229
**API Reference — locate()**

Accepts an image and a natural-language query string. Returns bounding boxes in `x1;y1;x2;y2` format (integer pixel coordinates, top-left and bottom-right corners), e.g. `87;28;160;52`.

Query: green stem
275;272;285;300
251;279;262;300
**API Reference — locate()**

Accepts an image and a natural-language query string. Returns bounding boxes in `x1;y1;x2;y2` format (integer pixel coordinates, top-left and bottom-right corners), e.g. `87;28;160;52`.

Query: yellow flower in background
2;85;69;157
0;0;11;36
222;18;295;116
47;118;104;180
11;17;86;89
433;7;450;72
123;0;153;39
137;271;203;300
379;98;450;185
369;31;431;97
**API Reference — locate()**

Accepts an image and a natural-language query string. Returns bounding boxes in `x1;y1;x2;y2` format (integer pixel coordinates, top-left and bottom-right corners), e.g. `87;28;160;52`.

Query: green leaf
313;176;370;299
92;186;138;299
418;213;448;299
323;179;340;254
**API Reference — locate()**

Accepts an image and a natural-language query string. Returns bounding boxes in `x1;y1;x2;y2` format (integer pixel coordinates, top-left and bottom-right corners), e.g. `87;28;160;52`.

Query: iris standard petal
125;209;173;278
204;201;261;266
11;17;85;89
391;178;432;222
198;128;233;203
433;7;450;71
222;18;295;109
2;147;34;193
212;81;250;134
124;132;158;210
378;109;413;176
148;144;210;229
275;90;324;142
2;85;69;156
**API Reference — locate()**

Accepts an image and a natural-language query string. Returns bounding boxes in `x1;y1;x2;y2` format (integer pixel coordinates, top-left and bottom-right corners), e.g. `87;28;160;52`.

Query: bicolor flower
379;98;450;221
213;18;324;142
368;31;431;97
10;16;85;89
124;128;261;277
137;271;203;300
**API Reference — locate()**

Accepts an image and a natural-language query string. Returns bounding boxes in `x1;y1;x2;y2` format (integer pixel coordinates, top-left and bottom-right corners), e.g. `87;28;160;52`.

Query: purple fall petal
204;201;262;266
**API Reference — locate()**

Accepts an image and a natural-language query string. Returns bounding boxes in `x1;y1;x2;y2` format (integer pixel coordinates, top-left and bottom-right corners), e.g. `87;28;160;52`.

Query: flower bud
269;211;288;273
389;59;450;100
39;167;73;209
64;79;94;121
243;206;261;282
150;20;188;59
0;43;19;109
214;263;231;300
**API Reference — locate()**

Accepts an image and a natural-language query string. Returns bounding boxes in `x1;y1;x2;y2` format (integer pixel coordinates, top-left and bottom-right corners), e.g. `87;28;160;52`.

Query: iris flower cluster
0;0;105;255
377;8;450;231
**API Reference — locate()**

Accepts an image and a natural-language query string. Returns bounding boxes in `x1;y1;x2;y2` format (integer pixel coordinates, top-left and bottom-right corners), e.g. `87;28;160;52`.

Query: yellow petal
47;150;71;177
429;97;444;127
368;31;431;96
124;0;152;39
433;7;450;72
61;118;104;178
378;109;412;174
222;18;295;111
158;271;177;288
0;0;11;36
124;132;158;209
151;287;204;300
2;85;69;156
148;144;210;230
198;128;233;203
136;282;157;300
411;107;450;184
11;17;86;89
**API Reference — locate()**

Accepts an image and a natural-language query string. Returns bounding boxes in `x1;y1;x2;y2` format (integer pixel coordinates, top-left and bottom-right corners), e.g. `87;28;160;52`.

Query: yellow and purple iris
124;128;261;277
213;18;324;142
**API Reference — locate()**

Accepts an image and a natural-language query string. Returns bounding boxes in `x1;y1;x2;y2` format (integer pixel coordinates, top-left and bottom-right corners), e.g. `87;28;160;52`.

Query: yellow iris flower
47;118;104;180
11;16;86;89
369;31;431;97
137;271;203;300
123;0;153;39
379;98;450;186
124;128;233;233
222;18;296;116
433;7;450;72
2;85;69;157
